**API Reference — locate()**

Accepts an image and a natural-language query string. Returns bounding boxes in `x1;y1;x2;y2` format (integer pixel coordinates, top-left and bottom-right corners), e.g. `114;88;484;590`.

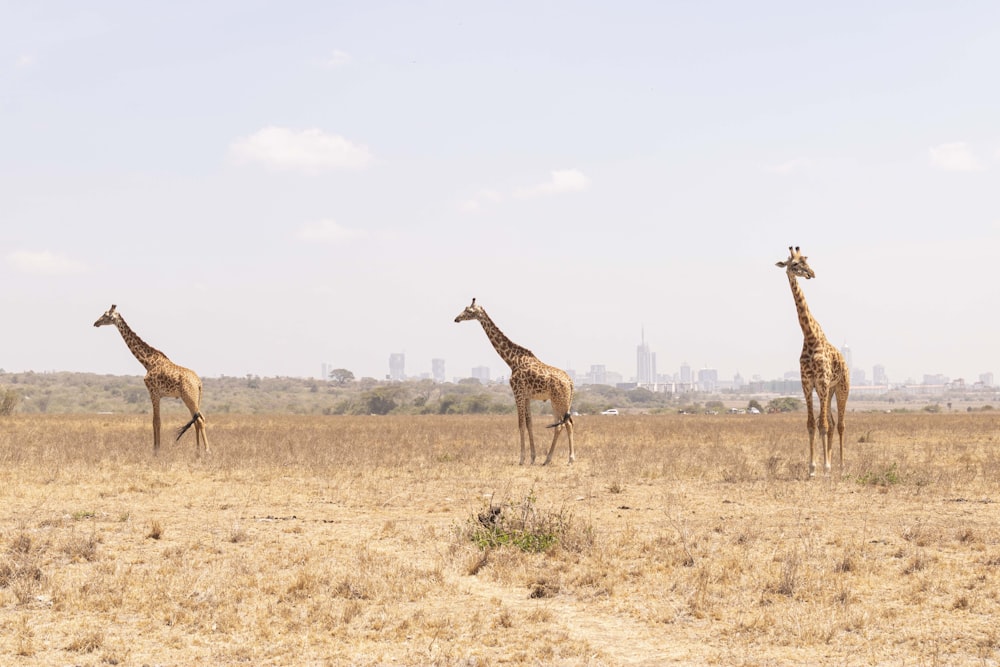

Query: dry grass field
2;410;1000;666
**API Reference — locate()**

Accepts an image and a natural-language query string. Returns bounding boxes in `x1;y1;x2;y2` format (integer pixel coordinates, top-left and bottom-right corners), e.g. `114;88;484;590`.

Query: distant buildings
431;358;445;383
388;353;405;381
365;339;994;395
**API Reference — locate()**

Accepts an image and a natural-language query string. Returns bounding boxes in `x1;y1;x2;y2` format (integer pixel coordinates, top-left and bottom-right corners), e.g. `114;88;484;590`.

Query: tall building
388;353;405;381
980;372;995;387
873;364;887;386
680;362;691;385
840;344;853;372
471;366;490;384
590;364;608;385
431;358;445;383
697;367;718;392
636;329;656;385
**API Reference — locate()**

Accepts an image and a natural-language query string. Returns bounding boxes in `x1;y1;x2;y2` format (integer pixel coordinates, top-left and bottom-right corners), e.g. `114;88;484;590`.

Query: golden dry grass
2;411;1000;665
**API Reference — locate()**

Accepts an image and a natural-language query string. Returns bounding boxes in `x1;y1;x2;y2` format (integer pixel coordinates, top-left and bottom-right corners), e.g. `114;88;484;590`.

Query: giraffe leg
516;398;530;465
816;388;832;476
196;415;209;456
542;423;561;466
524;408;537;465
181;394;207;457
151;395;161;454
835;386;848;471
543;405;574;465
803;390;816;477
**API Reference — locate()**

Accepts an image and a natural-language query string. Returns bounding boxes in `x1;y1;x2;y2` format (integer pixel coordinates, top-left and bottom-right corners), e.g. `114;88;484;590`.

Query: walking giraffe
776;247;850;477
94;304;208;455
454;298;575;465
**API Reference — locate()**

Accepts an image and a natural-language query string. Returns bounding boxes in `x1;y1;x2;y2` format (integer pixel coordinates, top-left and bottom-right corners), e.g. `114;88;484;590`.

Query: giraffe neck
787;273;826;349
475;310;535;370
113;315;168;372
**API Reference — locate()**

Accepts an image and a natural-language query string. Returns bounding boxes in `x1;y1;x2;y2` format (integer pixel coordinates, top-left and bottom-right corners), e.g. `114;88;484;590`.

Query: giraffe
776;247;850;477
454;298;575;465
94;304;208;456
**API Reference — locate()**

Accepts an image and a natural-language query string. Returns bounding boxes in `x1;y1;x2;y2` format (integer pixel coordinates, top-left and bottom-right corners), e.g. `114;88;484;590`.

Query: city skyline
342;332;995;390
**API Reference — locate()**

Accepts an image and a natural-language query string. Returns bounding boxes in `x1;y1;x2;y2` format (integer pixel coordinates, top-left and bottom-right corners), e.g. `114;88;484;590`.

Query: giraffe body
776;248;850;477
94;305;208;455
455;299;575;465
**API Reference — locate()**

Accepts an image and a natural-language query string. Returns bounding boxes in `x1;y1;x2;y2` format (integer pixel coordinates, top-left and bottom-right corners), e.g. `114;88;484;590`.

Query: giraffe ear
776;261;787;268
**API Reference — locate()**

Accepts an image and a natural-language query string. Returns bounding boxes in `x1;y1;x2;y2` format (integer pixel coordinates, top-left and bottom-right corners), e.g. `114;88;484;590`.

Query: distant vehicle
601;409;619;416
749;407;761;414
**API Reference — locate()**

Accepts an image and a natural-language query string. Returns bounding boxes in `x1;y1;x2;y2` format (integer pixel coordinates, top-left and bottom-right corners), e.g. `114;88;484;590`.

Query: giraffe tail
176;412;203;441
547;412;573;429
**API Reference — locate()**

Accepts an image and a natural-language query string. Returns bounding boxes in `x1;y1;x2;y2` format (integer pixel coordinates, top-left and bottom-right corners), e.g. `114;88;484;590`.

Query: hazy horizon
3;3;998;385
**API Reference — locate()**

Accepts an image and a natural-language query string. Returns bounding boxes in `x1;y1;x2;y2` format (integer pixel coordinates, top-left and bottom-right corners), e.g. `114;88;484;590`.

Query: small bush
465;491;590;554
857;463;901;486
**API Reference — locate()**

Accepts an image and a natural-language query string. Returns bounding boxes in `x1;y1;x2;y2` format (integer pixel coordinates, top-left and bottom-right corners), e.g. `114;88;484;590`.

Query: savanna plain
2;411;1000;666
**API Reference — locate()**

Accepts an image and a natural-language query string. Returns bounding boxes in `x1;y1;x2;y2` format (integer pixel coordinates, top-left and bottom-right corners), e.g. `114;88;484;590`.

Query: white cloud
296;219;368;242
514;169;591;198
15;54;34;69
928;142;983;172
458;189;503;213
322;50;352;68
229;126;373;172
766;158;811;174
7;250;86;275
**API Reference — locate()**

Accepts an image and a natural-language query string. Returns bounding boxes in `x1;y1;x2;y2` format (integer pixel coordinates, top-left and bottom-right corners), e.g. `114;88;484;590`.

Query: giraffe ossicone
94;304;208;456
454;298;576;465
776;247;850;477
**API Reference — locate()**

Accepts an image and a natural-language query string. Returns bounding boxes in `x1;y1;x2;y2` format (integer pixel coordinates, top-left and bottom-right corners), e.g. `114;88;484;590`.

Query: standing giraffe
454;298;575;465
94;304;208;455
776;247;850;477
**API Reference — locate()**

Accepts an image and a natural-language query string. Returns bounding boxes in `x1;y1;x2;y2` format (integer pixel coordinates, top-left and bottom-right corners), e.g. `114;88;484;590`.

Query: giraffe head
776;246;815;279
94;304;121;328
454;298;485;323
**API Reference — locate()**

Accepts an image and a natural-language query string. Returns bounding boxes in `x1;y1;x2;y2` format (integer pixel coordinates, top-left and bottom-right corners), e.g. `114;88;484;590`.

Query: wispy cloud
321;50;352;69
229;126;373;172
766;158;811;174
14;54;34;69
458;189;503;213
7;250;86;275
929;142;983;172
295;219;368;243
514;169;591;198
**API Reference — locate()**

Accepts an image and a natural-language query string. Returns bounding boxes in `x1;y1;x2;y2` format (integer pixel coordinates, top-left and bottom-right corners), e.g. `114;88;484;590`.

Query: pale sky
2;2;998;386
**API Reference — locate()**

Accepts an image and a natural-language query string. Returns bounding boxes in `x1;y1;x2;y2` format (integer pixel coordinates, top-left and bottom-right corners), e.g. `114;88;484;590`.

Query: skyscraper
432;358;445;383
388;353;405;381
841;344;853;371
636;328;656;385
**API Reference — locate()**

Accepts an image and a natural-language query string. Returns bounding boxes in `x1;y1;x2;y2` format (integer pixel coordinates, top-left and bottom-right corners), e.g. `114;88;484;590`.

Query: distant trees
766;396;803;413
329;368;355;385
0;388;19;416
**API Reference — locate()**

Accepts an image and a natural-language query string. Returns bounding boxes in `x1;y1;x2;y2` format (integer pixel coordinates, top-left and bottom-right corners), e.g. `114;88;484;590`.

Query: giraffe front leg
804;395;816;477
817;390;832;476
151;397;161;454
516;400;530;465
